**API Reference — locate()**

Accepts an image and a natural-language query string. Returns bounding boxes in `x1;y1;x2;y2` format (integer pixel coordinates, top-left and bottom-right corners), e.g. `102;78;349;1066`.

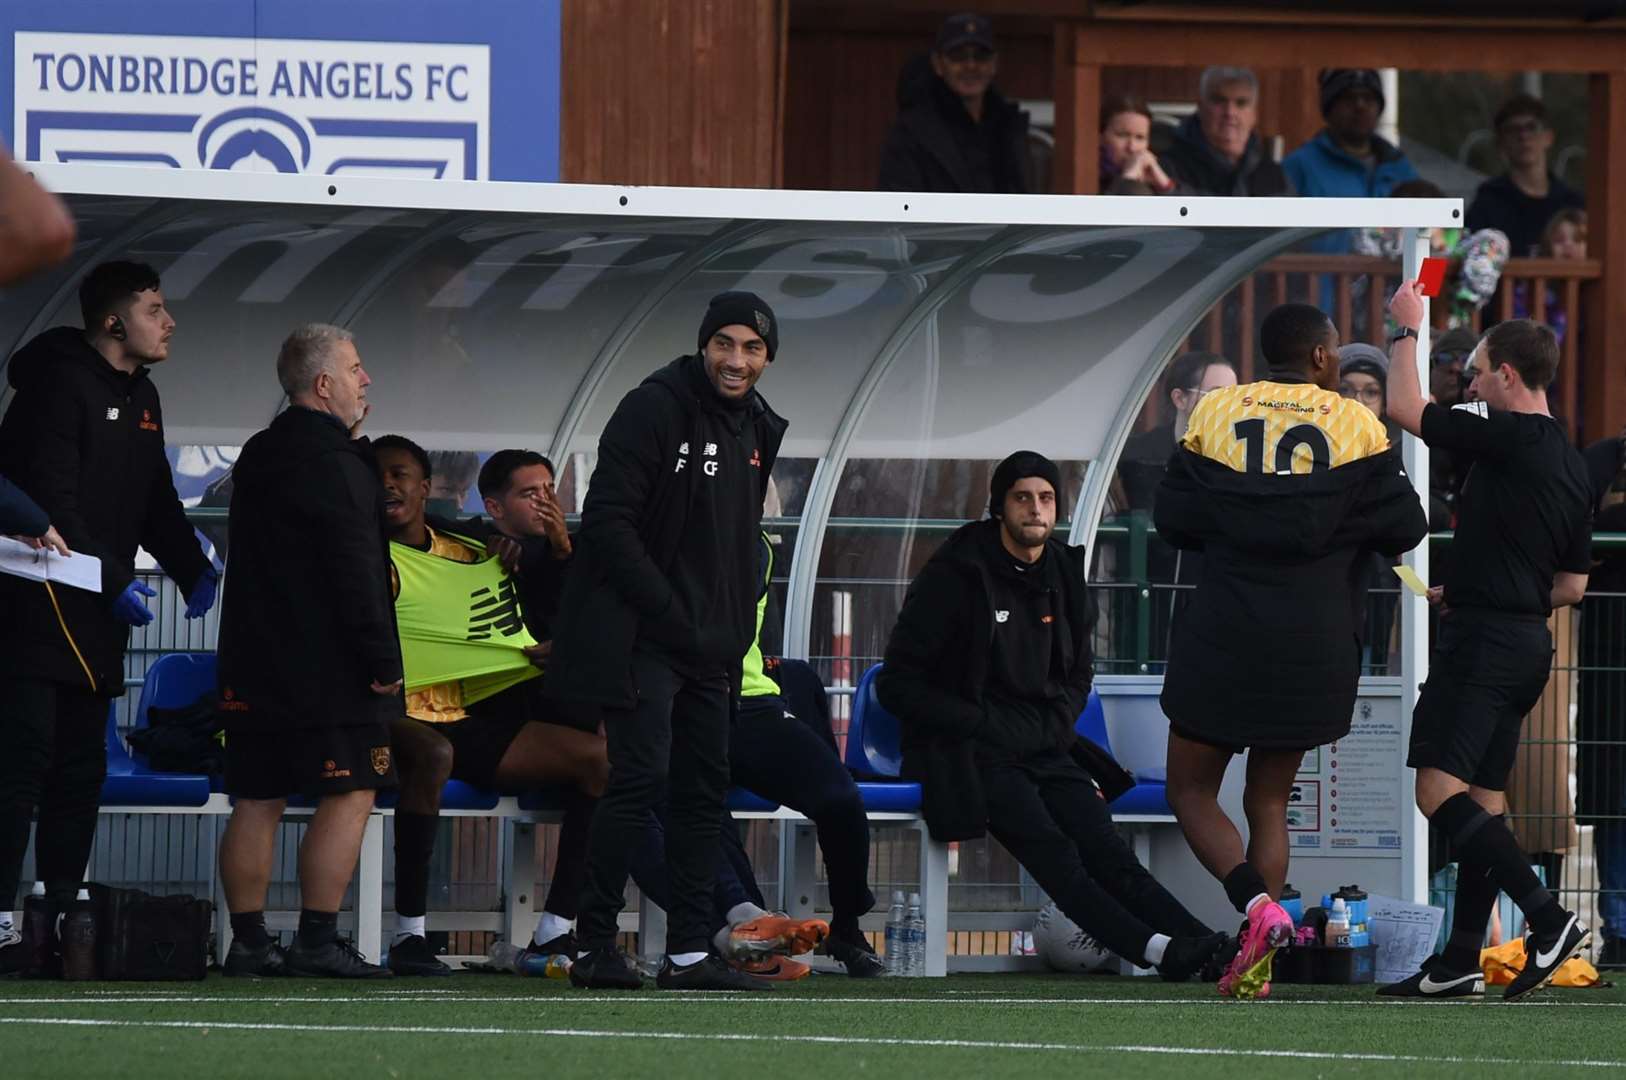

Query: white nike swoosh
1534;915;1578;968
1419;971;1481;993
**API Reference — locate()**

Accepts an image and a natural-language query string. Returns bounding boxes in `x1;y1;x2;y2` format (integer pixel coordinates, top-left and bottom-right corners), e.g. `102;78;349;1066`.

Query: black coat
547;355;787;711
876;520;1133;842
1154;445;1428;747
0;327;210;694
1160;114;1293;198
215;407;402;733
878;56;1029;194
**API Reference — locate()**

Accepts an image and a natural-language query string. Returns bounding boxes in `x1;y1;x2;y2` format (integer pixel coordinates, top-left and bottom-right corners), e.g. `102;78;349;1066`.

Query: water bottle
486;940;524;972
1326;898;1351;949
883;891;906;975
903;892;925;977
60;889;98;981
21;882;56;977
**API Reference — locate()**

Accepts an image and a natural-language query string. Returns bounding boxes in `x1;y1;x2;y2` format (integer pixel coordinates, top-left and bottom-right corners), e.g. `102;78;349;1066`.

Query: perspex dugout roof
4;164;1457;591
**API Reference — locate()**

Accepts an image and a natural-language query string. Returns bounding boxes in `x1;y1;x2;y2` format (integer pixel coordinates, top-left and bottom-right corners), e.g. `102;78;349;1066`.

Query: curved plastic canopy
5;165;1459;655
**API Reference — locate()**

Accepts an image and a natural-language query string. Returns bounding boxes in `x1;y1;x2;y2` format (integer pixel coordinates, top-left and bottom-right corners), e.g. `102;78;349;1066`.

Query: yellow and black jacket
1154;377;1427;748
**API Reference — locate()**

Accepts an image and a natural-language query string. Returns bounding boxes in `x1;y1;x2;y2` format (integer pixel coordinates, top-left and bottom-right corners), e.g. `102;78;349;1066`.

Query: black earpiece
108;315;127;342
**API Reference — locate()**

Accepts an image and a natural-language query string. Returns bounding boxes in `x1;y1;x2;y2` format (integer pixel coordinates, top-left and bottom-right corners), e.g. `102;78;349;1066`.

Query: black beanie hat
989;450;1063;519
698;291;778;362
1319;68;1384;118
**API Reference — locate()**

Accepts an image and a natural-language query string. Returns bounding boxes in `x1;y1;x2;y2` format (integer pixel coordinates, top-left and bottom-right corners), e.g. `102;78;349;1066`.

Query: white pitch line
1;1015;1624;1069
1;994;1622;1008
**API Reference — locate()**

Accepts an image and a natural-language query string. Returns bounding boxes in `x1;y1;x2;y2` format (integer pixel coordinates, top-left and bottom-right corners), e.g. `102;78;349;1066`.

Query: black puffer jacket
215;407;402;733
0;327;209;694
547;355;787;711
1155;445;1427;748
878;53;1029;194
877;520;1132;842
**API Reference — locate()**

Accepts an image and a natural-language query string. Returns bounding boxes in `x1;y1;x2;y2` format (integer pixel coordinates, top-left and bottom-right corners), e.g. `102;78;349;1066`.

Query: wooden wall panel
561;0;786;187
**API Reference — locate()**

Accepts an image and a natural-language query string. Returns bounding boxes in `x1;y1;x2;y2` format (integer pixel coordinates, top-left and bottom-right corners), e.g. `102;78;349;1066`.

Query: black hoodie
0;327;209;695
546;354;787;711
1154;443;1427;748
877;520;1133;842
214;406;402;733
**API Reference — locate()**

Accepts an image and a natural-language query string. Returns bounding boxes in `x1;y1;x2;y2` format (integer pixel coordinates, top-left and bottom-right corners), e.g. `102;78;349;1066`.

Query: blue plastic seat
1075;690;1172;817
844;664;922;813
724;788;780;813
102;701;212;808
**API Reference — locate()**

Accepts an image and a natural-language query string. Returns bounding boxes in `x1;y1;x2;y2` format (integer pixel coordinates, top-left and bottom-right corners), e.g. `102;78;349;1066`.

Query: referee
1382;280;1592;1001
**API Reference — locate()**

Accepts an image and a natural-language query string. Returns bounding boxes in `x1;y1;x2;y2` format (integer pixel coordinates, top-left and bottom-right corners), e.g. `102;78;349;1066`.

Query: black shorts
428;680;544;789
225;721;398;800
1408;611;1552;790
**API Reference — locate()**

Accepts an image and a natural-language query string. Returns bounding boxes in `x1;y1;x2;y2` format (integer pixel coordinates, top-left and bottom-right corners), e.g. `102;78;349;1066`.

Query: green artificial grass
1;971;1622;1079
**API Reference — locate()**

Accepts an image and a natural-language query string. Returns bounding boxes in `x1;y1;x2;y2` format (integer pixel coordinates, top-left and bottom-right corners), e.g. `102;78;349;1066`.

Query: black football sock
297;909;339;947
1430;794;1566;936
1441;858;1497;972
1222;861;1270;916
392;812;438;920
230;911;271;949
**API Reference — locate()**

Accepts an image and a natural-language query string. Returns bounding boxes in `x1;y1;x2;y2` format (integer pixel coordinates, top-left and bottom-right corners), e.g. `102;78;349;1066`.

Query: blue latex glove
113;580;157;626
185;571;218;620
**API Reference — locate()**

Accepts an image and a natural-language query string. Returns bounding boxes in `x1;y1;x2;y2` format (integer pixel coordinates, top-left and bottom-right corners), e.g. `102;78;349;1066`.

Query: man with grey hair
1162;66;1292;197
215;323;401;978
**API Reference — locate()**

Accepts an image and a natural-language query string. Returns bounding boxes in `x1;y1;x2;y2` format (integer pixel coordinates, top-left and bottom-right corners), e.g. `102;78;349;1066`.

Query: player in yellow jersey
1154;304;1428;998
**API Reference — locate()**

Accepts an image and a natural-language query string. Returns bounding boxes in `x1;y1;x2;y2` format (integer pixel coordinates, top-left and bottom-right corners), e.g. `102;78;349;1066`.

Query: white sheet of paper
1366;893;1445;985
0;536;102;593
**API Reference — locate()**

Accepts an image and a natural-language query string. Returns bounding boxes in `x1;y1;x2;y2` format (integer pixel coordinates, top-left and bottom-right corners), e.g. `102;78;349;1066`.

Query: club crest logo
371;746;392;775
754;310;771;337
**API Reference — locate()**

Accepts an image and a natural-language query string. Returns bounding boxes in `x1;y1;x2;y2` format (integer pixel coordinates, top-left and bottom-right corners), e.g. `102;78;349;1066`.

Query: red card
1417;257;1448;298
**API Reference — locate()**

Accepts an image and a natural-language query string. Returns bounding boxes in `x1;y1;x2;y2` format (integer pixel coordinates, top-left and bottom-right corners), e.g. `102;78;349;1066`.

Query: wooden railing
1165;254;1603;440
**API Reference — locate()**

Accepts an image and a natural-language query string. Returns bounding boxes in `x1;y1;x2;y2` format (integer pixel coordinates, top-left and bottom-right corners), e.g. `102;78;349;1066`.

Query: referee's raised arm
1384;280;1429;438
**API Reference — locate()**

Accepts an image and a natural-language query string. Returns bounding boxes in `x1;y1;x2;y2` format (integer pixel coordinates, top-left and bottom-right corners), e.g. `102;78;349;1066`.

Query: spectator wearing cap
878;13;1029;193
1466;95;1584;258
549;291;788;992
1283;69;1418;253
1161;67;1293;197
1339;343;1399;443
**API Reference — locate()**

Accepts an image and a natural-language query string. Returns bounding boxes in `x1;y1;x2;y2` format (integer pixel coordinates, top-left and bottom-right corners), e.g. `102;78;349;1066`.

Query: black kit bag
89;884;212;980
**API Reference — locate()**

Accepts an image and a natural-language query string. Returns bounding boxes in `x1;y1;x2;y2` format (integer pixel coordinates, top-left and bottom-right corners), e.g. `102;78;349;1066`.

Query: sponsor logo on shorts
371;746;392;775
320;758;352;779
219;686;249;712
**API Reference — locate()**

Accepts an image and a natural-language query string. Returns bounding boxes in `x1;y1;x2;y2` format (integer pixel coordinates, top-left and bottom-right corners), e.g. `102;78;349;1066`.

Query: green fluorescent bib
391;534;539;704
740;535;779;699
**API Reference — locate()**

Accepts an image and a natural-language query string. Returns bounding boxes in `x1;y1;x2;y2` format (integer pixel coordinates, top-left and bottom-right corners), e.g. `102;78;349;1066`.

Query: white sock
1143;933;1171;968
1245;893;1273;917
711;924;733;956
533;912;573;947
726;902;767;927
670;951;707;967
394;914;426;943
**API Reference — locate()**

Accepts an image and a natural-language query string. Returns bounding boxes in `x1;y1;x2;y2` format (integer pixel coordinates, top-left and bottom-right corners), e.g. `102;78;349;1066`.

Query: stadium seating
1074;690;1174;818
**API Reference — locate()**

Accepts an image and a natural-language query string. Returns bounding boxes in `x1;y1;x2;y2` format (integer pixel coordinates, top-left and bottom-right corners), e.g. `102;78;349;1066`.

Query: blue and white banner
4;1;558;181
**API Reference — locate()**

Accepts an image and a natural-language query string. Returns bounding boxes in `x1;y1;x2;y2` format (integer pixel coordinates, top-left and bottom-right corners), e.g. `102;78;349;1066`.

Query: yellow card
1391;565;1429;597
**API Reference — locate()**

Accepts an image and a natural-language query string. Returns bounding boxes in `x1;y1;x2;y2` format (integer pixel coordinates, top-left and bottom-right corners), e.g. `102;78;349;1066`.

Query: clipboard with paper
0;536;102;593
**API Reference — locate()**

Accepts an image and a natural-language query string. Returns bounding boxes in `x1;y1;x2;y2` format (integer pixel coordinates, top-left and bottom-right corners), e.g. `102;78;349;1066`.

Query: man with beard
550;292;786;991
0;261;214;975
880;451;1229;983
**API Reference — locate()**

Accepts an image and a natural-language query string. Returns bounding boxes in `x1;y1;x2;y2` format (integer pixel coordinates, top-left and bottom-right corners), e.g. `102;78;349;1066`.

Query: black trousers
734;696;875;923
983;749;1209;964
578;650;730;955
0;678;108;909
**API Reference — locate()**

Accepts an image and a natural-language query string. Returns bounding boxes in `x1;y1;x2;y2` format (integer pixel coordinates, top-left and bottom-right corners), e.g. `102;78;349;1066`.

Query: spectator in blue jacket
1284;69;1418;255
